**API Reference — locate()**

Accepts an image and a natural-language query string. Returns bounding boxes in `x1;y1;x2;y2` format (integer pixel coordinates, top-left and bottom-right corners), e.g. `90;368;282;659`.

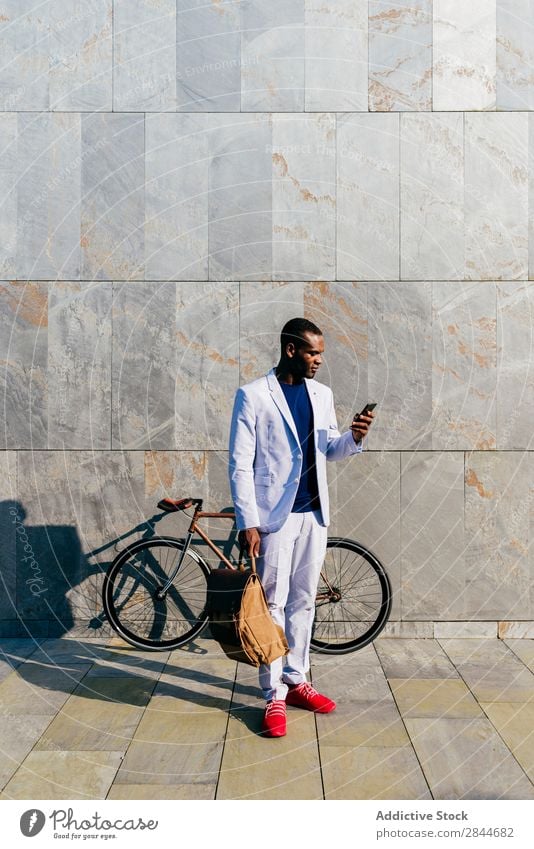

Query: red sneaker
285;682;336;713
261;699;287;737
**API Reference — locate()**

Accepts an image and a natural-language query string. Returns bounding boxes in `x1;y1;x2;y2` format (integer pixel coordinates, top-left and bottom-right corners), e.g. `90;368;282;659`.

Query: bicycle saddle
157;497;194;512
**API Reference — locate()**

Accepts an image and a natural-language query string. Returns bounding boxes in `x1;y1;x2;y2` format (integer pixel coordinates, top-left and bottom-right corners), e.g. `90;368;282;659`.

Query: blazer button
294;478;299;483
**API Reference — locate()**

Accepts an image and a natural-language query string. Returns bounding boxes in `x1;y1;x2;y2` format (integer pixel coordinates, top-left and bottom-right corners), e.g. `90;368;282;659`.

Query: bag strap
238;543;257;574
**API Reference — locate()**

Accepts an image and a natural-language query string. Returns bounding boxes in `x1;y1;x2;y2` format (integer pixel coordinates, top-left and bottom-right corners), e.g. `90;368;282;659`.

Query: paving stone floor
1;635;533;800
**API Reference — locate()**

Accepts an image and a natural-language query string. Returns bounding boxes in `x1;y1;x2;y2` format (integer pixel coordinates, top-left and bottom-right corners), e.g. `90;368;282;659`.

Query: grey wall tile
0;114;17;278
433;0;496;111
400;452;465;620
176;0;240;111
145;113;208;281
49;0;112;111
401;113;464;281
239;280;304;383
464;452;531;619
0;0;49;110
175;282;239;450
0;452;17;620
17;113;81;281
272;113;336;281
335;451;401;619
0;281;48;449
48;281;112;449
304;281;367;432
465;112;528;281
496;282;534;449
114;0;175;111
369;1;432;111
112;281;176;450
208;114;272;281
337;113;399;281
15;451;93;624
368;282;432;450
497;0;534;110
305;0;368;112
432;282;497;450
81;113;144;281
241;0;305;111
530;113;534;281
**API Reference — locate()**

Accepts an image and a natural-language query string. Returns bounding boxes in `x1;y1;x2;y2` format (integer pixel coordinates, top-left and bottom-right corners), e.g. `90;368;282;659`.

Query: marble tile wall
1;2;534;631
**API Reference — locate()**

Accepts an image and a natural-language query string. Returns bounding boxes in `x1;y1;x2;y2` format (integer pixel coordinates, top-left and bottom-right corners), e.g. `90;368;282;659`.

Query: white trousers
256;510;328;701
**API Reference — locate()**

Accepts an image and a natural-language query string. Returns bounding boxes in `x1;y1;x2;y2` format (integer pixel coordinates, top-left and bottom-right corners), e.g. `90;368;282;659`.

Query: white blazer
228;367;363;533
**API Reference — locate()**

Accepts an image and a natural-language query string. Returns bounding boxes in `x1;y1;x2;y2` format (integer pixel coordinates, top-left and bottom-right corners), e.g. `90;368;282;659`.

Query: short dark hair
280;317;323;354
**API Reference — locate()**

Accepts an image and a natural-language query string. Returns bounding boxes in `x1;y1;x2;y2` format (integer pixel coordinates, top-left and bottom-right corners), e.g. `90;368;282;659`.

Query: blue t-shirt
280;381;321;513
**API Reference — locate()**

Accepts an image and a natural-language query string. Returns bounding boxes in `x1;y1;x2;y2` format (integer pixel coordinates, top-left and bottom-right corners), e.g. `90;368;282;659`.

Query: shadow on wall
0;499;100;638
0;499;239;639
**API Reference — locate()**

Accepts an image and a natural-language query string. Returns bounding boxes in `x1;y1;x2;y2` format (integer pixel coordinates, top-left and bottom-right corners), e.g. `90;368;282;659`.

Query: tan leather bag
206;554;289;667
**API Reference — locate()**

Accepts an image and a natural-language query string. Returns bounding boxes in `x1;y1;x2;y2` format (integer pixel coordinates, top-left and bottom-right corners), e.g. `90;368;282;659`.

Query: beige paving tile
439;638;534;702
405;716;534;799
315;699;410;747
0;714;54;789
107;783;215;799
71;675;157;707
34;691;146;752
153;655;235;710
216;711;322;799
114;740;223;787
29;638;111;665
84;647;170;678
310;650;392;703
390;678;482;718
480;701;534;781
0;640;43;683
375;639;459;679
2;750;122;799
114;711;227;786
321;745;432;800
503;639;534;673
0;663;91;715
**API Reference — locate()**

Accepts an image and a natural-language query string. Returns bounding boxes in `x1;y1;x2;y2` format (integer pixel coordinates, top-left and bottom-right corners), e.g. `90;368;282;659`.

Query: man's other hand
238;527;261;558
351;409;375;443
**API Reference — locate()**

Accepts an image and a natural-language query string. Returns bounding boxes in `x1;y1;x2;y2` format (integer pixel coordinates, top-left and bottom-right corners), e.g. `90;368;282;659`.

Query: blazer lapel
304;377;321;454
266;368;299;445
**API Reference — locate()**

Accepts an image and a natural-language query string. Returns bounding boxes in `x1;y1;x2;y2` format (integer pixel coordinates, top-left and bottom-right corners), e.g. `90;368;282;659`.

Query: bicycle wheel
102;536;210;650
311;537;392;654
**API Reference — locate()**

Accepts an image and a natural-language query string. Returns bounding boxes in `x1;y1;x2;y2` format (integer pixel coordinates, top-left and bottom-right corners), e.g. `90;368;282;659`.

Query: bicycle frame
157;503;237;596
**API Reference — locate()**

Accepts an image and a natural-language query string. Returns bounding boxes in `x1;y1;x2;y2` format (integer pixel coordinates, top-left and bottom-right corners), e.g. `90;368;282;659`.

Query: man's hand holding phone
351;402;376;444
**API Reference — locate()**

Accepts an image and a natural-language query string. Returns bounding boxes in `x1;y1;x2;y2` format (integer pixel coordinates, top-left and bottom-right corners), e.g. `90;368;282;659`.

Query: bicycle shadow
0;499;263;725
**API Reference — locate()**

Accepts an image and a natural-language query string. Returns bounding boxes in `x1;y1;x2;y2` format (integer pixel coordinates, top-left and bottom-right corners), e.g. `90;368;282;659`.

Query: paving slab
107;783;216;800
0;714;54;790
1;751;123;799
503;639;534;673
439;638;534;702
321;745;432;800
375;638;459;679
216;709;322;800
405;716;534;799
389;678;483;719
0;663;92;715
480;701;534;782
315;699;411;747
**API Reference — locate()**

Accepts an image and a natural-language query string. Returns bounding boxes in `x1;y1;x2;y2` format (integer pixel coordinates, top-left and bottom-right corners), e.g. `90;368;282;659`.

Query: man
228;317;374;737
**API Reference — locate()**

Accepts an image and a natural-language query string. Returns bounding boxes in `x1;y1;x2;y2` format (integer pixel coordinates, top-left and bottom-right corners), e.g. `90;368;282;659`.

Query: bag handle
238;543;257;574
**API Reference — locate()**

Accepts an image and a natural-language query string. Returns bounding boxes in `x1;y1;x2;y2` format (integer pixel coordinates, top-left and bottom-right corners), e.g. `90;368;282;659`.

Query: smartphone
353;402;377;422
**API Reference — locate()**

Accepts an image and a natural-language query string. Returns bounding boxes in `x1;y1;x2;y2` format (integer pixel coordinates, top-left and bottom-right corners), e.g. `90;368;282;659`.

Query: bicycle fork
154;532;194;598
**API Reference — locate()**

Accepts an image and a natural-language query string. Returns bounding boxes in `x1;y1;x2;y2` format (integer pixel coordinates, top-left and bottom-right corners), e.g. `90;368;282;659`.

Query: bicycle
102;497;392;655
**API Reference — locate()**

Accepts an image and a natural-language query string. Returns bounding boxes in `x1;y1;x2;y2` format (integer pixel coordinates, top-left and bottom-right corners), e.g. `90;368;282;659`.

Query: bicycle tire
311;537;392;654
102;536;210;651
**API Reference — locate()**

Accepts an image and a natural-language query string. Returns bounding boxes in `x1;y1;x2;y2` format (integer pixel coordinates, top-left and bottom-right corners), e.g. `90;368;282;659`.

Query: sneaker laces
265;700;286;716
294;682;318;698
